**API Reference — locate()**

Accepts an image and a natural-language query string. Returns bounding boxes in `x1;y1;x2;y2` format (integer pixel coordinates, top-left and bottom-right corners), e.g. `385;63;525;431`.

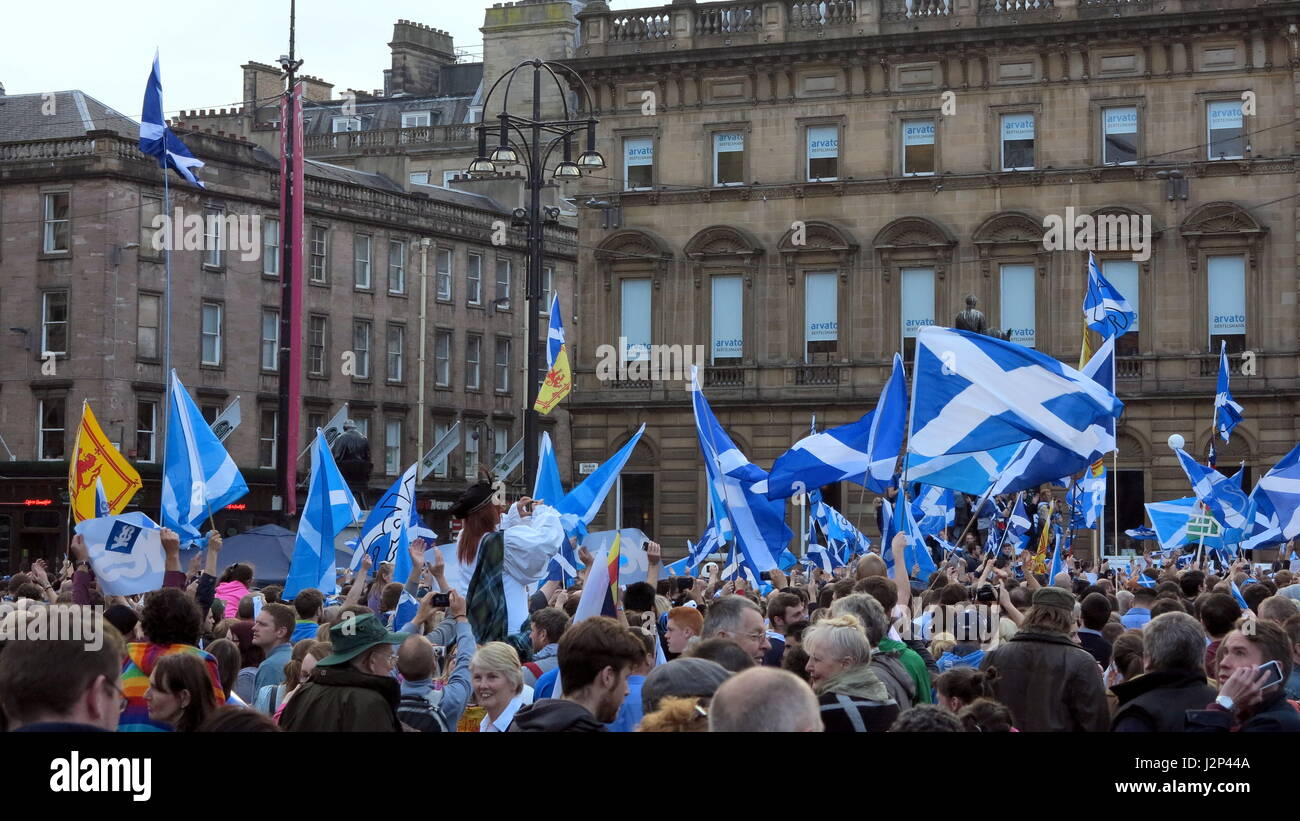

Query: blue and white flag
535;433;577;584
1145;497;1224;552
358;462;417;578
1083;251;1136;338
1047;532;1065;583
139;51;205;188
1172;447;1251;530
1135;574;1157;589
160;370;248;542
1229;578;1250;610
285;431;362;599
74;511;166;596
1255;442;1300;541
1214;341;1245;444
777;547;800;571
692;367;791;573
806;540;844;573
912;484;955;537
1001;492;1032;553
904;445;1022;496
94;476;111;519
879;497;898;569
896;490;938;579
1080;467;1106;529
908;326;1123;464
1125;526;1159;541
556;424;646;537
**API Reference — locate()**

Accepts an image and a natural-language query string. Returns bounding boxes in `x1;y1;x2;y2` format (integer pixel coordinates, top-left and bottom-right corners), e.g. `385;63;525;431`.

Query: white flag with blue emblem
358;463;418;576
908;326;1123;463
160;370;248;542
285;430;362;599
74;511;166;596
1145;497;1224;552
1083;252;1135;338
1214;341;1245;444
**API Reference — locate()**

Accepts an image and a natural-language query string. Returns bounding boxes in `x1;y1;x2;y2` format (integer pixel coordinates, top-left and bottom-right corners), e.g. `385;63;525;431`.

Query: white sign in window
624;137;654;190
901;267;936;341
999;264;1036;347
1207;101;1244;160
806;125;838;181
1207;255;1246;337
902;119;935;176
1101;260;1140;332
1102;106;1138;165
713;132;745;186
804;272;838;346
621;278;652;362
711;276;743;361
1000;113;1036;170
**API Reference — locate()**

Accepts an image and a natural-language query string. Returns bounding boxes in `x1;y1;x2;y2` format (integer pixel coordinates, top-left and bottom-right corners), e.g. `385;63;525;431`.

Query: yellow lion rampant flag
534;293;572;414
69;401;142;523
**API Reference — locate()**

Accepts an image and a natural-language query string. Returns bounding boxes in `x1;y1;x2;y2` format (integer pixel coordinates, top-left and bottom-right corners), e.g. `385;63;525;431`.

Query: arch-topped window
1179;202;1266;354
1090;206;1160;358
593;230;674;379
873;217;956;361
685;226;765;367
971;212;1046;349
777;221;858;365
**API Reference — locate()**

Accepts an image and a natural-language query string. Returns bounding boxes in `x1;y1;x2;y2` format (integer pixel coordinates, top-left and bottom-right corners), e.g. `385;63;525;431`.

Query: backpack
396;692;448;733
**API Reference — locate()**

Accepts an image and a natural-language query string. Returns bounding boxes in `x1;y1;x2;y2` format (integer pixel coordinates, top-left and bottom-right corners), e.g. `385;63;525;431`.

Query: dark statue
332;419;372;487
954;294;988;335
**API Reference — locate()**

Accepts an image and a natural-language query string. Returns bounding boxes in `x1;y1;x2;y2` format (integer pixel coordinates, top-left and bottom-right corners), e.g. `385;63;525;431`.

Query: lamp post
465;59;604;486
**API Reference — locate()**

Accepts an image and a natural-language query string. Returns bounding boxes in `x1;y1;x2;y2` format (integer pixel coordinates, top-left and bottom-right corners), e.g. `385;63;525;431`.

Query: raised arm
343;554;372;608
890;532;911;613
645;541;662;589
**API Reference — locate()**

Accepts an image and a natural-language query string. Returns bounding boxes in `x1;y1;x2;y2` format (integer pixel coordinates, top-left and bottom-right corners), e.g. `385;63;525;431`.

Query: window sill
467;303;485;310
262;272;280;280
309;278;331;288
39;252;72;260
354;286;374;294
387;291;408;299
199;363;224;370
202;265;225;274
435;296;453;304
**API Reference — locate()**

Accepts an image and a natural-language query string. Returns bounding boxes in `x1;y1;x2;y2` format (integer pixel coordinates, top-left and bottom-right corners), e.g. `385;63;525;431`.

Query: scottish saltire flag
707;480;734;544
1172;447;1250;530
535;433;577;584
908;327;1123;464
1002;493;1032;553
1047;533;1065;583
1136;574;1157;588
879;497;898;569
1229;578;1250;610
1214;341;1245;444
905;444;1022;496
161;371;248;542
665;556;691;576
895;491;938;579
692;367;791;573
1083;252;1136;338
285;431;362;598
74;512;166;596
1254;442;1300;541
139;52;205;187
912;484;955;537
534;293;572;414
1125;526;1159;541
94;477;111;519
358;463;417;577
777;547;800;571
1080;465;1106;529
1145;497;1224;552
806;540;843;573
556;424;646;537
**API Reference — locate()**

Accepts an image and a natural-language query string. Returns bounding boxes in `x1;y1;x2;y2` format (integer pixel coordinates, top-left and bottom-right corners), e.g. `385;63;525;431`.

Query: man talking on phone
1186;620;1300;732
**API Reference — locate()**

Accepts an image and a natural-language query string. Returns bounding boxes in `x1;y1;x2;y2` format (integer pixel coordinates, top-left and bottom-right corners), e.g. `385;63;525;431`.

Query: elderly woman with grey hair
802;614;899;732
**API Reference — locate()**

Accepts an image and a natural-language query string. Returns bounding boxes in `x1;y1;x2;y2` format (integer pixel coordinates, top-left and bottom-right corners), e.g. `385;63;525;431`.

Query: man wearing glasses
279;613;409;732
701;596;772;667
0;606;128;732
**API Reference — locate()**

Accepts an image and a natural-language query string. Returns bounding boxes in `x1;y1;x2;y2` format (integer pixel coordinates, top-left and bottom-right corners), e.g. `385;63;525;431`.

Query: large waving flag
555;424;646;537
69;402;143;523
74;511;166;596
1172;447;1250;530
912;484;955;537
693;368;793;573
285;431;361;598
358;462;417;578
1001;492;1032;553
904;445;1022;496
1254;442;1300;541
534;294;572;414
908;326;1123;463
1145;497;1223;552
535;433;578;583
139;51;205;188
161;370;248;541
1214;341;1245;444
1083;252;1135;338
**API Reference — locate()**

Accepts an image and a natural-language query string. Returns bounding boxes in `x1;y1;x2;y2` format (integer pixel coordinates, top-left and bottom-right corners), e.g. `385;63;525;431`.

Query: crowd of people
2;477;1299;734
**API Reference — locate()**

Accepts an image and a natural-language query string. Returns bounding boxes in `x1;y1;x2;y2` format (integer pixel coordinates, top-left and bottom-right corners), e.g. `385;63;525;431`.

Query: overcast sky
2;0;645;119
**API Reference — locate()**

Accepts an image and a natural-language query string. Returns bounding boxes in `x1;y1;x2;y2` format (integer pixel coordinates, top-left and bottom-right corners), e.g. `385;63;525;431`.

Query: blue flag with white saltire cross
285;430;361;599
1254;442;1300;542
1083;251;1136;338
1172;447;1251;531
160;370;248;543
139;51;206;187
1214;340;1245;444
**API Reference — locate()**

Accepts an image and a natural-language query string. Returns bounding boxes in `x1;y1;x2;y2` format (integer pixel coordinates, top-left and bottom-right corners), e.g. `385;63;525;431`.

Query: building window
711;275;744;364
624;136;654;190
386;324;405;383
999;264;1036;348
435;330;452;387
713;132;744;186
409;172;430;185
900;267;936;361
42;192;70;254
353;417;369;441
203;208;223;268
37;398;65;461
201;405;220;424
310;226;328;283
901;119;935;176
307;412;324;440
465;334;482;389
354;234;372;290
1102;106;1138;166
41;291;69;356
1102;259;1140;355
495;258;511;309
401;111;431;128
332;116;361;133
804;272;837;363
353;319;371;379
1207;100;1244;160
137;292;159;360
1000;113;1036;171
261;309;280;371
494;425;510;464
259;409;277;468
136;400;157;463
141;195;163;253
1207;254;1246;352
541;267;554;314
262;218;280;277
436;248;452;301
308;315;327;376
442;170;459;187
806;125;839;181
495;337;511;393
201;302;223;365
467;253;483;305
620;279;652;363
433;421;451;478
464;425;479;475
388;240;407;295
385;418;402;476
618;473;654;535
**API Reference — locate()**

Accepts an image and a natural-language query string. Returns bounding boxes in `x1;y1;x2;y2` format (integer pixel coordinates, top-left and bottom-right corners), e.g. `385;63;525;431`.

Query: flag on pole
1047;532;1065;583
534;293;572;414
1229;578;1250;610
1172;446;1251;530
285;430;361;599
74;511;166;596
1083;251;1136;338
139;51;205;187
160;370;248;541
1214;340;1245;444
1255;442;1300;541
321;404;349;447
1145;497;1224;552
357;463;417;578
555;424;646;538
572;535;622;624
896;490;938;579
93;477;111;519
912;484;955;537
69;402;142;523
1003;493;1032;553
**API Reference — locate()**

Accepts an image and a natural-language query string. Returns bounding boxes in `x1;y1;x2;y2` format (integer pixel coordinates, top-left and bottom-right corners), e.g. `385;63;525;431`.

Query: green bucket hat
317;613;409;667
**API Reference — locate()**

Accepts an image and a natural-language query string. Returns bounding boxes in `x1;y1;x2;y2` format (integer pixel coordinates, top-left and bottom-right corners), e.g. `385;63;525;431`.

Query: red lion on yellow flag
68;402;142;522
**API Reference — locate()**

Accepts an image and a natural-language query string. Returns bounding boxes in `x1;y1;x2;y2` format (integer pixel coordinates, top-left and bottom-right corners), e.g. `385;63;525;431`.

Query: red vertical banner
280;82;305;515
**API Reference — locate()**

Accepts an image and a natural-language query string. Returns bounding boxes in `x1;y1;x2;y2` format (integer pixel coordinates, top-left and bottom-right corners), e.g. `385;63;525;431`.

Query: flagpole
161;163;173;449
